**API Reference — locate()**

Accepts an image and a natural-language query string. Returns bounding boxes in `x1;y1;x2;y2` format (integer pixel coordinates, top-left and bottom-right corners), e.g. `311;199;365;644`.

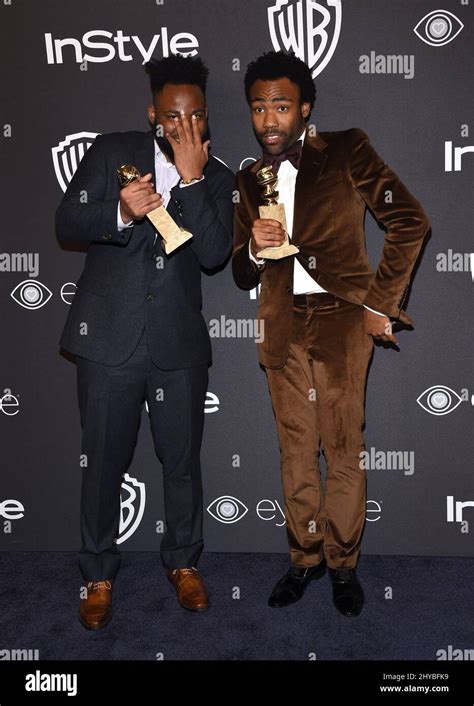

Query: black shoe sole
333;604;364;618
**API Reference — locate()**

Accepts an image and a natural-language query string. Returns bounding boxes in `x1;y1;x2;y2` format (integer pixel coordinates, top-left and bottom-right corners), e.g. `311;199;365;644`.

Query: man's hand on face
119;173;164;223
166;112;210;182
250;218;286;257
363;308;399;345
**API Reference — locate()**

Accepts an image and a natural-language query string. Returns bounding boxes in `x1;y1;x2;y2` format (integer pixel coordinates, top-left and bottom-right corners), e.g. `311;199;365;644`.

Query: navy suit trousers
76;326;208;580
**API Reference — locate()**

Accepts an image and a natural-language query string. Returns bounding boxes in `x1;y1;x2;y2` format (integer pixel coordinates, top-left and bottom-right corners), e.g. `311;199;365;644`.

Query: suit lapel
245;155;265;217
292;132;328;243
133;129;187;250
134;130;155;183
245;132;328;236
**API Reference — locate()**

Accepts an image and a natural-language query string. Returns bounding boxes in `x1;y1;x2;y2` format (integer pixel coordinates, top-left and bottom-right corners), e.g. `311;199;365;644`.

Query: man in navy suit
56;55;234;629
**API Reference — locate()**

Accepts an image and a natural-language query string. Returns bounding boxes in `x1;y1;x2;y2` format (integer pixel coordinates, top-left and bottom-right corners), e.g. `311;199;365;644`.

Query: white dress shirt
249;128;384;315
117;138;204;234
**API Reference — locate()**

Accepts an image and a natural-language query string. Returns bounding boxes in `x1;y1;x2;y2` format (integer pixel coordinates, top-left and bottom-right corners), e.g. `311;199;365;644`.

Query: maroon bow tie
262;139;303;173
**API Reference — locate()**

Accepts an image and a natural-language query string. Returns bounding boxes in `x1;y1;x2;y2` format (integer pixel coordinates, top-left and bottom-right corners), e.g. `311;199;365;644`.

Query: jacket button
286;286;293;293
146;294;154;301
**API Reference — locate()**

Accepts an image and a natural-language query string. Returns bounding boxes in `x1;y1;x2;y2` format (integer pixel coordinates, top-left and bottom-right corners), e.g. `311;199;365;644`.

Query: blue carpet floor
0;552;472;661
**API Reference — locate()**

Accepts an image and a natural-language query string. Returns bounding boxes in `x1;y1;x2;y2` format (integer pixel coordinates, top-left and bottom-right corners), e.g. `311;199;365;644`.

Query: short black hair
244;51;316;120
145;54;209;96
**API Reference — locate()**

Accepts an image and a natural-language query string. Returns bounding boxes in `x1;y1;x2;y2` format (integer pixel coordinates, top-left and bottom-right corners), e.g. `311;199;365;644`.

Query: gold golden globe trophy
116;164;193;254
256;165;299;259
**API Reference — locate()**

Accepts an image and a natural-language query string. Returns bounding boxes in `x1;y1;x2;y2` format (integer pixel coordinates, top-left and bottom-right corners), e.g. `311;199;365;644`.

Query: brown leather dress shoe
79;580;113;630
167;568;209;612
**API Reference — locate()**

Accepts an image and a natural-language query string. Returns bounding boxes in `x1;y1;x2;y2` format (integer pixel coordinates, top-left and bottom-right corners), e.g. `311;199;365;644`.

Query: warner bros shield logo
52;131;99;192
116;473;146;544
268;0;342;78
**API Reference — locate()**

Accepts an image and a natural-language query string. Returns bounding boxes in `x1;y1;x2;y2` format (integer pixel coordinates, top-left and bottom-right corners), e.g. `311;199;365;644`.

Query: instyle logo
44;29;199;65
0;499;25;520
444;140;474;172
268;0;342;78
446;495;474;525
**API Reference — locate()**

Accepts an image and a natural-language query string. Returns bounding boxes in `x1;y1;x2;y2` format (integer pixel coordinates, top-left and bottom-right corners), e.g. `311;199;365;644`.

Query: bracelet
181;176;202;185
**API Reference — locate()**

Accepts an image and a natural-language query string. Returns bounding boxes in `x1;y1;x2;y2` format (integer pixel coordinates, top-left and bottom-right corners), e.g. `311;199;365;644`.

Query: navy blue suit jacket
56;130;234;369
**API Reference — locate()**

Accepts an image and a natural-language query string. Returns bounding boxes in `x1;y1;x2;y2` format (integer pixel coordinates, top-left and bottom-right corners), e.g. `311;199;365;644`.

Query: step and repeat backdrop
0;0;472;557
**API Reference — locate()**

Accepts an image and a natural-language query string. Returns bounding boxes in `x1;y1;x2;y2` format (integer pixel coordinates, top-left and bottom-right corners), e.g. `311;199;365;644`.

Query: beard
153;122;211;163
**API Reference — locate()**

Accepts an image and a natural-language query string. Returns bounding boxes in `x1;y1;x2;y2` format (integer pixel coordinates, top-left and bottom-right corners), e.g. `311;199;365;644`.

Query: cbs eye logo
417;385;463;416
10;280;52;310
207;496;249;524
414;10;464;47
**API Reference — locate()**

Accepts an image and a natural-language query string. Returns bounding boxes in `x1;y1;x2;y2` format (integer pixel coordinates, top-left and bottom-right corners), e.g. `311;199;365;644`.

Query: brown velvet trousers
264;292;374;570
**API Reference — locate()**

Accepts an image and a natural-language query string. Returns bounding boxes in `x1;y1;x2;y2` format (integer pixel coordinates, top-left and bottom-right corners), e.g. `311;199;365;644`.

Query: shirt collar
154;138;174;167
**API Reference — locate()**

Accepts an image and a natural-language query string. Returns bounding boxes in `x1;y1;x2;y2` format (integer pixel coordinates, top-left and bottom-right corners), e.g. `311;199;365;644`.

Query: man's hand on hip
363;309;399;345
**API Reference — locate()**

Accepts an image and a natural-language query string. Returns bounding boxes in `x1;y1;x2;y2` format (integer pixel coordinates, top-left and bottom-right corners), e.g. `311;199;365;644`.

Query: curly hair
244;51;316;119
145;54;209;96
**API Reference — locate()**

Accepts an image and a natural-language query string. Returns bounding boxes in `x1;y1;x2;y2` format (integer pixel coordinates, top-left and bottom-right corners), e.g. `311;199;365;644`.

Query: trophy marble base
162;229;193;254
257;203;299;260
147;205;193;254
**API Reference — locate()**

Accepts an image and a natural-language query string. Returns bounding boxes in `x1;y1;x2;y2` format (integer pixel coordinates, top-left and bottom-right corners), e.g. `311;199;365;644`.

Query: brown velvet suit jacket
232;127;431;369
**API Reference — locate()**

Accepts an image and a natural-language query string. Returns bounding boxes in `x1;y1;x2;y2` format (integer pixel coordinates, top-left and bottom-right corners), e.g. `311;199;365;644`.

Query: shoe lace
87;580;112;591
172;567;198;576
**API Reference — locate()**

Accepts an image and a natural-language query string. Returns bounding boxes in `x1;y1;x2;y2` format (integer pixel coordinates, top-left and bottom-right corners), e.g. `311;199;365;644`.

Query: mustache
260;130;286;136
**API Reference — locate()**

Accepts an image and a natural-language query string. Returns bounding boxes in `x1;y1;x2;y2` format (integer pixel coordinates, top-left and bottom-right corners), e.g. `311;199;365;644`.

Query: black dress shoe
268;560;326;608
328;568;364;617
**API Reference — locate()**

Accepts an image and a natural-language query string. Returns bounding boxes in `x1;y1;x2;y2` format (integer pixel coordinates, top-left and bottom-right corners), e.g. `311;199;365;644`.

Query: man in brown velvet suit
232;51;430;617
